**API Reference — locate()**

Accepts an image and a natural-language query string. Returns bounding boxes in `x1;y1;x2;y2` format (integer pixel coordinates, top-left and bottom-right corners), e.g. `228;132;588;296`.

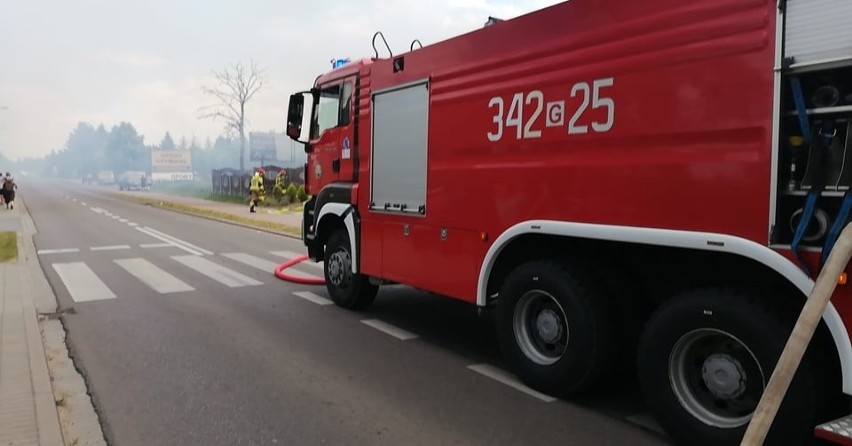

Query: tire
496;260;619;396
637;288;825;446
324;229;378;310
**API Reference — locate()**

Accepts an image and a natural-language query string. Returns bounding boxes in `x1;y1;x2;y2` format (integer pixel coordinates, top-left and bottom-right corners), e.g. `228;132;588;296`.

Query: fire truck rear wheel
324;229;378;310
496;260;618;396
636;288;821;446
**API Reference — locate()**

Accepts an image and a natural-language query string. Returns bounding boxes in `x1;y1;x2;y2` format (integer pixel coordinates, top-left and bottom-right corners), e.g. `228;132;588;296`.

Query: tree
106;122;146;173
160;132;176;151
62;122;109;176
212;136;241;169
198;60;267;172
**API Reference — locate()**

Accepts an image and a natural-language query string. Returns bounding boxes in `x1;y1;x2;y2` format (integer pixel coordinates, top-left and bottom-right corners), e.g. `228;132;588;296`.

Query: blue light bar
332;58;351;69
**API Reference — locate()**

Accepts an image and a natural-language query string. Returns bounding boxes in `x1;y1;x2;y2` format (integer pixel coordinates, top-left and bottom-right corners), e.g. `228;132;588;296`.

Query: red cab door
307;76;356;193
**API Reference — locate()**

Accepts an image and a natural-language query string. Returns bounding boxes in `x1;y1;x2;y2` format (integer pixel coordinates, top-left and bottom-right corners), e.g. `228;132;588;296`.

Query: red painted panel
379;220;482;301
359;217;383;277
353;0;777;303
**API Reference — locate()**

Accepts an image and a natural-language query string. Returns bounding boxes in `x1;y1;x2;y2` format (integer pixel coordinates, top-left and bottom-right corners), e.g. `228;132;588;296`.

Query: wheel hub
327;250;351;287
668;328;765;428
701;354;746;399
535;309;562;344
513;290;569;366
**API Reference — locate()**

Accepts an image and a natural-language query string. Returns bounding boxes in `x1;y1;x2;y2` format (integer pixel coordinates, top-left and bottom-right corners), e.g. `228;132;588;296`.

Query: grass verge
125;196;301;238
0;232;17;263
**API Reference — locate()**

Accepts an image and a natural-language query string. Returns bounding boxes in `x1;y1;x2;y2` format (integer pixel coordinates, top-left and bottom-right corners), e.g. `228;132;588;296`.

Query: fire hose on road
274;254;325;285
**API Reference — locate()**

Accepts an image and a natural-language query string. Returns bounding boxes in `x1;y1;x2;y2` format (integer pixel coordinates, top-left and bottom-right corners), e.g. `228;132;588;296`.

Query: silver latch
403;224;410;236
440;227;448;241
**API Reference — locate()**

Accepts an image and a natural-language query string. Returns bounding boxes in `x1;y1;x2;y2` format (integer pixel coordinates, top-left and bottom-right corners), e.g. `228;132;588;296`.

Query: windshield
310;85;342;139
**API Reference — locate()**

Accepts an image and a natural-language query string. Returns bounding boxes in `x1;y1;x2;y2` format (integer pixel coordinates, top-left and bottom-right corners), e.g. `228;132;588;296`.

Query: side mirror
286;90;317;143
286;93;305;141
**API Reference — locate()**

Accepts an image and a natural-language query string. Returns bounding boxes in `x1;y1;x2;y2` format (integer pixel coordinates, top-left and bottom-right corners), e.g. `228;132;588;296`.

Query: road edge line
107;192;302;239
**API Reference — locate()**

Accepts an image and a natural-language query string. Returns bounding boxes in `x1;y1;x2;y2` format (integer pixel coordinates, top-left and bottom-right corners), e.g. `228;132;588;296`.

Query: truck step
815;414;852;445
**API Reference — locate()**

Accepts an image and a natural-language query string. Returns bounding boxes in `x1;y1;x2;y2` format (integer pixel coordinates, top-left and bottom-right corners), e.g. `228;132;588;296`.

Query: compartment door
784;0;852;67
370;80;429;215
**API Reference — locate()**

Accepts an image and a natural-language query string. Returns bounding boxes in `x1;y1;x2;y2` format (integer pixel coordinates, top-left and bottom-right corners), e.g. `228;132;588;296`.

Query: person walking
249;168;265;213
2;172;16;209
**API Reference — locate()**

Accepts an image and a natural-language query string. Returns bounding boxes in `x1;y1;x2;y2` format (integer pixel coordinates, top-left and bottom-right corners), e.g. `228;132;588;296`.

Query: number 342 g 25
486;77;615;142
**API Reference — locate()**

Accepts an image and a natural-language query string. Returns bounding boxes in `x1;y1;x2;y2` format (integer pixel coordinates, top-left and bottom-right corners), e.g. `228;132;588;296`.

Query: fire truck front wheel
323;229;378;310
636;288;821;446
496;260;618;396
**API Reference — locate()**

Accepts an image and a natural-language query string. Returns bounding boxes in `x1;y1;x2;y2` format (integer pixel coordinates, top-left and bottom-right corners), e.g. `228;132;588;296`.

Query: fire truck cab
286;1;852;444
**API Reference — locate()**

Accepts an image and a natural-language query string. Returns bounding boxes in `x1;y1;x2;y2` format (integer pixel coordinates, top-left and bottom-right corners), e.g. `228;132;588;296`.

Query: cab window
310;80;354;139
339;82;353;125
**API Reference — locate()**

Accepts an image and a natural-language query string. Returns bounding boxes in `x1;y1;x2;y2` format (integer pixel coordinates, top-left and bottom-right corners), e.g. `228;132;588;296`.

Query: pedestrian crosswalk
46;251;325;303
172;255;263;288
52;262;118;303
114;258;195;294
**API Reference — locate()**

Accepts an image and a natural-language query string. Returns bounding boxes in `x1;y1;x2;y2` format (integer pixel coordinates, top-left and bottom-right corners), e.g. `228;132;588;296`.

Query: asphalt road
25;181;670;446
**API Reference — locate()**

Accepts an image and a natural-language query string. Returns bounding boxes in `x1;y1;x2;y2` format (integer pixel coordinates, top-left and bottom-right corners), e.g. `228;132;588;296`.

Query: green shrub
296;185;309;202
286;183;298;202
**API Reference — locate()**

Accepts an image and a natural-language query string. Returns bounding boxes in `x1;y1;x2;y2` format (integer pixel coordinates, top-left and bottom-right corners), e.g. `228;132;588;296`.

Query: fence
211;165;305;197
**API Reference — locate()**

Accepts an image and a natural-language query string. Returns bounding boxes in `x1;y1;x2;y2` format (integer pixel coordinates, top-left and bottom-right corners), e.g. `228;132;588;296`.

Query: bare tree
198;60;267;172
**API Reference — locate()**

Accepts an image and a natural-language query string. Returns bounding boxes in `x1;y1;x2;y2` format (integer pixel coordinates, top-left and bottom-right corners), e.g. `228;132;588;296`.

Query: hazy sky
0;0;562;160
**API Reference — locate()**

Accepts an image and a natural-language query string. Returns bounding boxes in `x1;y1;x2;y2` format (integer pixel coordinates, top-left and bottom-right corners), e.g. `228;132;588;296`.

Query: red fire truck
285;1;852;444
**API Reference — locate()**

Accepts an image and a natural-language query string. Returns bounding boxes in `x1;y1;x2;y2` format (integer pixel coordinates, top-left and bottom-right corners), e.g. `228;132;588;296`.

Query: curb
18;198;57;314
15;198;65;446
17;196;107;446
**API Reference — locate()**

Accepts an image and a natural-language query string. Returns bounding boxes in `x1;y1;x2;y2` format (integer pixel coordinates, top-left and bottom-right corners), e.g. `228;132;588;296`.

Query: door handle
332;158;340;173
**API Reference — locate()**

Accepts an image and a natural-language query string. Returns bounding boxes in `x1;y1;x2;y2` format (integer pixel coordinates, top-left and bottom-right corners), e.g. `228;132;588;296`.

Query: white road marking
72;198;77;202
140;243;171;249
224;253;323;279
467;364;557;403
143;227;213;255
172;255;262;287
127;223;138;227
37;248;80;255
270;250;324;270
360;319;418;341
292;291;332;306
111;216;121;219
90;245;131;251
90;207;104;214
52;262;117;302
119;219;128;223
81;202;86;206
135;227;203;256
114;258;194;294
222;253;278;272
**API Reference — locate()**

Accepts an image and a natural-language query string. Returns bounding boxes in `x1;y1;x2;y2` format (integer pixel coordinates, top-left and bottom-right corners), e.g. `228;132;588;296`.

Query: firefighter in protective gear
273;169;288;200
249;169;265;213
275;170;288;189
